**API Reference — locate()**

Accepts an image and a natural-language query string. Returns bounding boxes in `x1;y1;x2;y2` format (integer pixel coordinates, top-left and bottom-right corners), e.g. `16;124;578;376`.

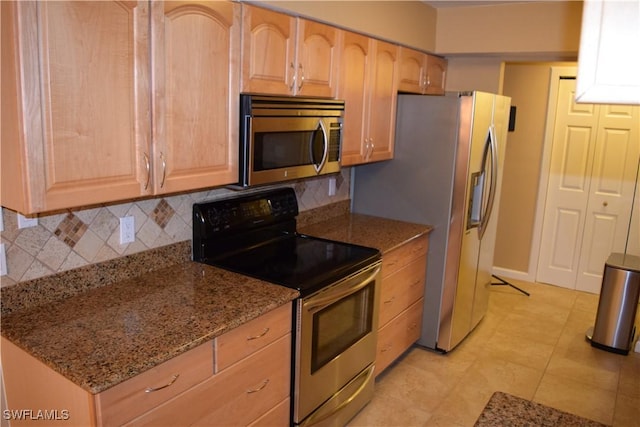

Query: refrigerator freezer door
471;94;511;329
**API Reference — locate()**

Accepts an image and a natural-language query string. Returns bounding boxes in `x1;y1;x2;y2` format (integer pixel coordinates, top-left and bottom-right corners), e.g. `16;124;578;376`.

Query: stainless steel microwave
238;94;344;187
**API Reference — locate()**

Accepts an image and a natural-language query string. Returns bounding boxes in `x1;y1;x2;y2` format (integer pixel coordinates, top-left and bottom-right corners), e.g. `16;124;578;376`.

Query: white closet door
537;77;640;292
576;104;640;293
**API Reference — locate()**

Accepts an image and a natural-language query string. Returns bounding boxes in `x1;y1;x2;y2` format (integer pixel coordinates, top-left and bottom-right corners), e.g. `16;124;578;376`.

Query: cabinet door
151;1;240;194
241;5;296;95
398;47;426;94
2;1;151;213
295;18;339;97
424;54;447;95
337;31;372;166
367;40;399;163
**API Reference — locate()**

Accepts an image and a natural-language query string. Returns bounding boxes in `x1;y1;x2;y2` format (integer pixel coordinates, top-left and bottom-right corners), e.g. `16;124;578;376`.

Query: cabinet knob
603;201;608;207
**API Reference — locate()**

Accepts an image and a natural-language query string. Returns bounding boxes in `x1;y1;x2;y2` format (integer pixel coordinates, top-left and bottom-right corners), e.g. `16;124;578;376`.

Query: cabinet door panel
368;40;398;163
296;19;338;97
152;1;240;194
398;47;426;94
337;31;371;166
425;54;447;95
241;5;295;95
22;1;151;212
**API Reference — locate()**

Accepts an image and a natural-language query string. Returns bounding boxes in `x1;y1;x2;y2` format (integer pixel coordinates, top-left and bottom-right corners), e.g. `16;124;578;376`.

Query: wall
255;0;438;52
0;171;350;287
435;1;583;58
493;62;576;275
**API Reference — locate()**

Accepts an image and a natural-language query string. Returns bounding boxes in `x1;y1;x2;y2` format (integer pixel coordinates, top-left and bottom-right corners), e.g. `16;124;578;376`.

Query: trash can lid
606;253;640;272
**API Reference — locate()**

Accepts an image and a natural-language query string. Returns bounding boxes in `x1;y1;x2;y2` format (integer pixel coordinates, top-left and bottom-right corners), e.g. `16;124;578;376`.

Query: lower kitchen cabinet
375;234;428;376
1;303;292;427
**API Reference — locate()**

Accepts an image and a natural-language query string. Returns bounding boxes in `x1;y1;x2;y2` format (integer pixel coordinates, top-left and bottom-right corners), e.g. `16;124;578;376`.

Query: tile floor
349;280;640;427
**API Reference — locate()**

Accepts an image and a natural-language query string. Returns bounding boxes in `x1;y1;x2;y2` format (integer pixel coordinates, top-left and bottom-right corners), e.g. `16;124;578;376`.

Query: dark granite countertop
1;209;431;396
299;212;432;254
1;260;298;394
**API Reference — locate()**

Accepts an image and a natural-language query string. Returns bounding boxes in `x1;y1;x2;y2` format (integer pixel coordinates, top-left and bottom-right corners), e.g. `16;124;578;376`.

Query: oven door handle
305;265;381;313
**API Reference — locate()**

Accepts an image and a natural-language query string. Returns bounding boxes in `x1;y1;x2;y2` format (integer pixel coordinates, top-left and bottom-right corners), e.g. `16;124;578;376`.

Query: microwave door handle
310;119;329;173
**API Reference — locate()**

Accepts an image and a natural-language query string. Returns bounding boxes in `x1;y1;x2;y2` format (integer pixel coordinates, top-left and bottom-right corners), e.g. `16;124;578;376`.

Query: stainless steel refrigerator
351;91;511;352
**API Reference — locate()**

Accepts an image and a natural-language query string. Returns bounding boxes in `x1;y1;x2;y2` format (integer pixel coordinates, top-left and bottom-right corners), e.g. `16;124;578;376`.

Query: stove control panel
193;188;299;237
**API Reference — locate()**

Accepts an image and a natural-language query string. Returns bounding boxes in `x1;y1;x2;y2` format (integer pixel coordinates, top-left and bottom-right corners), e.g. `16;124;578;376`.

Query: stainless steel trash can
587;253;640;355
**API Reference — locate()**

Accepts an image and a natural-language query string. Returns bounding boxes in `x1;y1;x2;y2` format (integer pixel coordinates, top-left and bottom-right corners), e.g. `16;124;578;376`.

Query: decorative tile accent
54;213;88;248
152;199;174;229
0;169;351;287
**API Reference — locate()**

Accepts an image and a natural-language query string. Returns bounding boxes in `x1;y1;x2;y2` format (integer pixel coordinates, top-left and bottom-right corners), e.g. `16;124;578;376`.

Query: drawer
125;334;292;427
382;234;428;278
95;341;213;427
375;298;423;377
248;397;290;427
215;302;292;371
379;257;426;327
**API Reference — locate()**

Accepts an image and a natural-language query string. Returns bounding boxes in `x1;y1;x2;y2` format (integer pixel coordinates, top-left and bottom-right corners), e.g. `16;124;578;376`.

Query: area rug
474;391;610;427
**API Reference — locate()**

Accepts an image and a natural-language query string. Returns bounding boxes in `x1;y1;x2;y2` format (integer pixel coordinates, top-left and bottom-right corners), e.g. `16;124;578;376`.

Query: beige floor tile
458;354;543;399
534;372;616;425
483;329;555;370
348;393;432;427
618;352;640;398
373;357;457;413
428;383;495;426
613;393;640;427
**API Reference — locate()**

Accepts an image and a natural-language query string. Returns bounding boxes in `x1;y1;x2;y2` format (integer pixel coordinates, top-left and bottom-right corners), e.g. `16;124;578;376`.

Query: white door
537;77;640;292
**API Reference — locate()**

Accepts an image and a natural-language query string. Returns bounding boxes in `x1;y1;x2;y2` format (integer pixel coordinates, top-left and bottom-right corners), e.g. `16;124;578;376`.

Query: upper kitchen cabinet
1;1;151;214
1;1;240;215
150;1;240;195
576;0;640;105
240;5;339;97
398;47;447;95
338;31;399;166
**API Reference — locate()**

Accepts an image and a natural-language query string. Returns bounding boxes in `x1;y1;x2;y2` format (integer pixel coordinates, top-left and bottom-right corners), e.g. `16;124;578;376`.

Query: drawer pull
246;379;269;394
145;374;179;393
383;297;395;305
247;327;270;341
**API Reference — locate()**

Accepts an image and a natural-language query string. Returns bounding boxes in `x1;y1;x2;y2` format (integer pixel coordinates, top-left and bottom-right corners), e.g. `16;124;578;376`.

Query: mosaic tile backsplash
0;171;350;287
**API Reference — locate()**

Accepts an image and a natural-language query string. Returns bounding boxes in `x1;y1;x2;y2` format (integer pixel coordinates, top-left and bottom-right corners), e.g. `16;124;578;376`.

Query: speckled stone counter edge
1;241;192;316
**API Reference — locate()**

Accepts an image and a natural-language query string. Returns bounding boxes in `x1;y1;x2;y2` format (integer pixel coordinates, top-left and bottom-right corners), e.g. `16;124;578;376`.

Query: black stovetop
192;188;380;297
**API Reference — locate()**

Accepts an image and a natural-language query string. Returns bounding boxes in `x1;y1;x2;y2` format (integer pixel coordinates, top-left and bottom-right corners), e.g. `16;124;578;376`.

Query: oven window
311;284;374;373
254;129;324;171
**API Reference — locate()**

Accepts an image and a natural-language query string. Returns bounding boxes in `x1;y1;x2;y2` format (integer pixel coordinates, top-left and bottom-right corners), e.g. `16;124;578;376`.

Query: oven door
241;116;341;186
294;262;381;426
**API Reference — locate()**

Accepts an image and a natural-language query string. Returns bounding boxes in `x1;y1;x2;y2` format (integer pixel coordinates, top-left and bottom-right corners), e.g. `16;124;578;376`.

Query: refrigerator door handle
479;125;498;239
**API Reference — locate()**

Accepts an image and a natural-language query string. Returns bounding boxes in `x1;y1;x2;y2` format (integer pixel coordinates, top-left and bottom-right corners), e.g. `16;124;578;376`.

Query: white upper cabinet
576;0;640;105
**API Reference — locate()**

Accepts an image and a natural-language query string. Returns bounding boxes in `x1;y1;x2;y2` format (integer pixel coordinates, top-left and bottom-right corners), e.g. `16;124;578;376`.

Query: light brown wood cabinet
337;31;399;166
240;4;339;97
398;46;447;95
1;303;293;427
150;1;240;196
1;0;240;215
375;234;429;376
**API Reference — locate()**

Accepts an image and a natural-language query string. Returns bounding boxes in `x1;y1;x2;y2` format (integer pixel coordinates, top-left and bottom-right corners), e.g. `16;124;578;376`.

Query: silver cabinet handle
143;153;151;190
246;379;269;394
145;374;179;393
298;63;304;91
289;62;296;91
247;327;269;341
159;152;167;188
